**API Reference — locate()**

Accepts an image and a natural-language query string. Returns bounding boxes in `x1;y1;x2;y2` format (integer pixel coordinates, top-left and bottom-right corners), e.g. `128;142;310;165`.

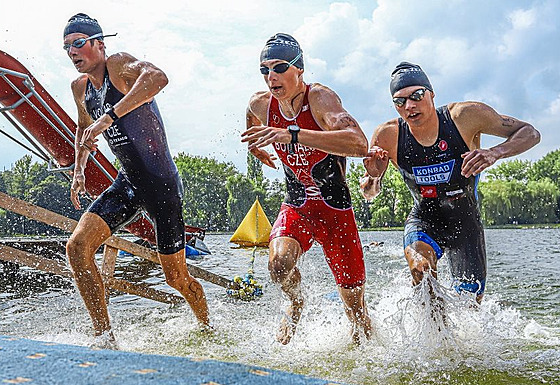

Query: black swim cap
260;33;304;70
390;61;433;95
63;13;103;37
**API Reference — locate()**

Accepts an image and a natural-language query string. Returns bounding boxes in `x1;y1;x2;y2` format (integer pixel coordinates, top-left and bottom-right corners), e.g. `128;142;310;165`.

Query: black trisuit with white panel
84;70;185;254
398;105;486;295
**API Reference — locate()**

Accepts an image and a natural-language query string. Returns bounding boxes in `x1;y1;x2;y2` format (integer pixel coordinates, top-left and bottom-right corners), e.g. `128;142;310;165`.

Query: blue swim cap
260;33;304;70
390;61;433;95
63;13;103;37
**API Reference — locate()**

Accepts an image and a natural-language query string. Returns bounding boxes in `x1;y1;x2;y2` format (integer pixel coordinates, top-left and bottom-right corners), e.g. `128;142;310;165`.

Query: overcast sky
1;0;558;179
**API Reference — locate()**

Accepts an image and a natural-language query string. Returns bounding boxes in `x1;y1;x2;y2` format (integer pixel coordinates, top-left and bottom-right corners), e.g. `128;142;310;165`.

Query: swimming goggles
260;52;302;75
392;88;428;107
63;33;118;52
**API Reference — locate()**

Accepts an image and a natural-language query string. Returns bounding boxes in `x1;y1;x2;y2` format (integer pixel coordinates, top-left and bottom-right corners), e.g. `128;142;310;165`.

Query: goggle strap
288;52;302;66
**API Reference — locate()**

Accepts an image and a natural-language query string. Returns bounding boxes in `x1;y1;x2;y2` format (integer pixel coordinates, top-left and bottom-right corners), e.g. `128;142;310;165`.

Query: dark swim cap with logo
390;61;433;95
260;33;304;70
63;13;103;37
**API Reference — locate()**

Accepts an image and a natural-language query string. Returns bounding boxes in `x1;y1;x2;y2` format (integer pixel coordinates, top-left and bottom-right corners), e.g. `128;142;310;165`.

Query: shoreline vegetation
2;149;560;237
2;224;560;241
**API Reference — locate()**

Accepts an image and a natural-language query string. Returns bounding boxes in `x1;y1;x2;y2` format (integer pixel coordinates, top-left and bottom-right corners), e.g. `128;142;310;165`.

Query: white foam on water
2;237;560;384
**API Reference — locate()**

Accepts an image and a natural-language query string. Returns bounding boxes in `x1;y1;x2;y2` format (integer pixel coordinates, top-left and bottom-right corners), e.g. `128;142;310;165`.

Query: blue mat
0;335;346;385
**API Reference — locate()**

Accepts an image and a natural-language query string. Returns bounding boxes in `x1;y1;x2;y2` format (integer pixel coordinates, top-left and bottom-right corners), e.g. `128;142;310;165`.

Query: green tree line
1;150;560;236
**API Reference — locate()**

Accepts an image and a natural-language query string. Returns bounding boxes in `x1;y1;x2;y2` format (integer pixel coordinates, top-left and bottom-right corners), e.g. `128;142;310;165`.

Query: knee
268;238;301;284
408;258;434;285
268;253;295;284
164;269;187;291
405;245;437;283
410;258;432;274
66;236;89;271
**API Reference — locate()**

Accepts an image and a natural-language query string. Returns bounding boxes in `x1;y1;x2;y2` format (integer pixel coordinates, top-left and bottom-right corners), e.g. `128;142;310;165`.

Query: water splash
1;233;559;384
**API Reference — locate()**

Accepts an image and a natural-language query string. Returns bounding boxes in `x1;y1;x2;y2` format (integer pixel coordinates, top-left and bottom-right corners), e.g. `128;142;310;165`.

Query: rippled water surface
1;229;559;384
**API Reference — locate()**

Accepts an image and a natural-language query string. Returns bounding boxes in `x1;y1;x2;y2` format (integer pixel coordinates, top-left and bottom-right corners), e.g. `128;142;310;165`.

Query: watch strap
106;107;119;122
288;125;299;144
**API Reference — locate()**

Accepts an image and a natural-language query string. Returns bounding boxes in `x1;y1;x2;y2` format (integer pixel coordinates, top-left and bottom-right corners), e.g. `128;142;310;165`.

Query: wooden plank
101;245;118;280
0;244;72;278
105;277;182;304
0;191;76;232
0;191;235;289
0;244;182;304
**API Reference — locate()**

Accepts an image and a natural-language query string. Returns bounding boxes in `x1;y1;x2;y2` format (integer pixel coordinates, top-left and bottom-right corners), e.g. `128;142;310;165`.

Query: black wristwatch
105;106;119;122
287;125;300;144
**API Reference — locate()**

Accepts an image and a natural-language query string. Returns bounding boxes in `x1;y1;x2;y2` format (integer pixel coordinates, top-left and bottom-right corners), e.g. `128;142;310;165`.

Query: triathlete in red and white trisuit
243;33;371;345
268;84;366;289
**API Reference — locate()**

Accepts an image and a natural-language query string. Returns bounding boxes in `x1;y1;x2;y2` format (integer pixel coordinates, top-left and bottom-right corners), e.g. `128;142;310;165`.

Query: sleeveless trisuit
268;84;365;288
84;70;185;254
397;105;486;295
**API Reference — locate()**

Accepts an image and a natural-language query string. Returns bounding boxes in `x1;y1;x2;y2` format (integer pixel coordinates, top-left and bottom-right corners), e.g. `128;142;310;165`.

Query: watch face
288;125;300;132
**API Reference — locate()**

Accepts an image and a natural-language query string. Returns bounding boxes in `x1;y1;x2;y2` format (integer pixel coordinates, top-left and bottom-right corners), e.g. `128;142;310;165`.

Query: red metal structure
0;50;204;245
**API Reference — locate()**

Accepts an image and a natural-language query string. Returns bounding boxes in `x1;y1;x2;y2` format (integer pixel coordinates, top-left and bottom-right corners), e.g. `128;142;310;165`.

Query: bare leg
338;285;372;345
404;241;447;323
268;237;303;345
66;213;112;336
159;250;210;327
404;241;438;286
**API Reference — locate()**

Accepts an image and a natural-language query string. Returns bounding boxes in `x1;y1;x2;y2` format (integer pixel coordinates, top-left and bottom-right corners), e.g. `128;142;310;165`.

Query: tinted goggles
63;33;117;52
260;52;302;75
392;88;428;107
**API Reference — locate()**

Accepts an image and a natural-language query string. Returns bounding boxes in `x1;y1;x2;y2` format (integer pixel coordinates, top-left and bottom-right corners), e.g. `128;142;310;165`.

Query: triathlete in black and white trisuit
362;61;539;305
398;105;486;295
84;71;184;254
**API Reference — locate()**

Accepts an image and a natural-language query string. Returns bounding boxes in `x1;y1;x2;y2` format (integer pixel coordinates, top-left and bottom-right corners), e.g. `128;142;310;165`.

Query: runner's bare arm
70;77;94;210
242;84;368;157
306;84;368;157
81;53;169;144
244;92;277;169
451;102;540;177
107;52;168;117
360;120;396;201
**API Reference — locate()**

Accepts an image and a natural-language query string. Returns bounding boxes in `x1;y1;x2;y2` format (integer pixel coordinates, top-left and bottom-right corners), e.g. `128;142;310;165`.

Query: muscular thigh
87;173;142;233
313;205;365;289
270;204;314;253
445;216;487;294
140;174;186;255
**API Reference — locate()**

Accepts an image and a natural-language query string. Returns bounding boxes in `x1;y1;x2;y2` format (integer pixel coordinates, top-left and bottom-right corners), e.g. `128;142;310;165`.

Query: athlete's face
64;33;105;73
260;59;304;100
392;85;436;127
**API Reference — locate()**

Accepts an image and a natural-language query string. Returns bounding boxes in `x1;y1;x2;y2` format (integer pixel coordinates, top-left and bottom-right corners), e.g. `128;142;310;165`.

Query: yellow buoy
229;198;272;247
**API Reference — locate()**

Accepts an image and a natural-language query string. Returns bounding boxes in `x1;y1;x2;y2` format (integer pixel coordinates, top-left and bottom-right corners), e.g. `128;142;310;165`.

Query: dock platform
0;335;346;385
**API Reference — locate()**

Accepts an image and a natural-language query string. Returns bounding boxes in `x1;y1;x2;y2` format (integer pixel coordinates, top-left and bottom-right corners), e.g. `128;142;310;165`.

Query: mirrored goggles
392;88;428;107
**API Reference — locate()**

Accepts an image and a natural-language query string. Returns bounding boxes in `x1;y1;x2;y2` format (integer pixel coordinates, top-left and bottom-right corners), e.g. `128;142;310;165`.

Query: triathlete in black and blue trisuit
398;105;486;295
84;71;185;254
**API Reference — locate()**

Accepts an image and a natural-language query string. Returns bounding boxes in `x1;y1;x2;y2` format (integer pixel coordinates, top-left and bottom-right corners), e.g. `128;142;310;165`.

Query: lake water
1;229;559;385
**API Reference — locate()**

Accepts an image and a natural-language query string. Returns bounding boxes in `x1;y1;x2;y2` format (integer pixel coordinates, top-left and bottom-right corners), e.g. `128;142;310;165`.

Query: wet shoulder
70;75;88;100
374;119;399;143
449;101;498;137
106;52;136;67
308;83;341;104
248;90;270;122
374;119;399;158
106;52;140;87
